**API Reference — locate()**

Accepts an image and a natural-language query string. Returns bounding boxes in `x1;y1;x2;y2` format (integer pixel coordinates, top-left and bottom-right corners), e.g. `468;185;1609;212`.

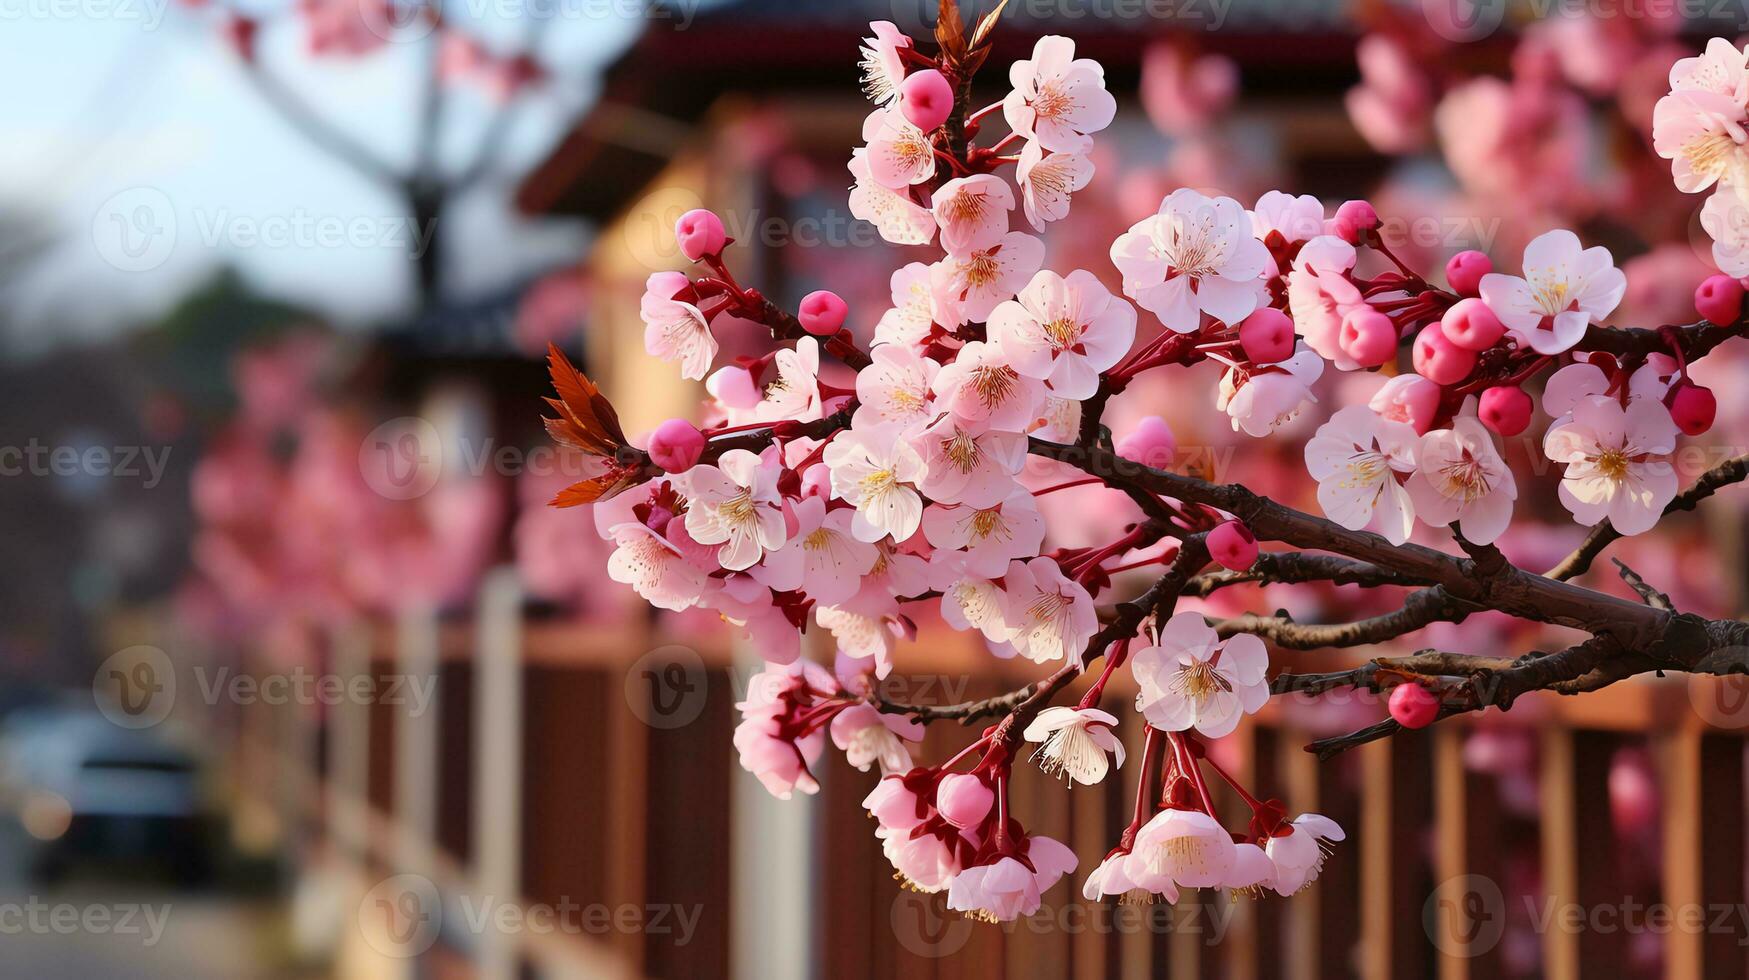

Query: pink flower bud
675;208;727;262
1371;373;1444;435
1444;250;1492;297
936;773;994;828
899;68;954;132
1338;306;1397;367
1411;324;1477;385
1668;382;1717;436
1388;683;1439;729
1207;520;1258;571
646;418;705;473
1238;307;1295;364
1478;385;1533;437
1116;416;1177;469
1331;199;1379;243
798;290;849;336
1694;274;1744;327
1440;297;1505;352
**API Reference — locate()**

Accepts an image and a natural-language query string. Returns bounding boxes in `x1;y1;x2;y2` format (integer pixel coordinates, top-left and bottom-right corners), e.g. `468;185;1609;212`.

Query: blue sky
0;5;650;348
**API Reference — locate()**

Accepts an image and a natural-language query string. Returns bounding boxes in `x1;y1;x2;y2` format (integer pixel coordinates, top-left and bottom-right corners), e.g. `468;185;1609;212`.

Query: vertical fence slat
1661;726;1703;980
1700;735;1749;979
1540;727;1579;980
473;568;523;980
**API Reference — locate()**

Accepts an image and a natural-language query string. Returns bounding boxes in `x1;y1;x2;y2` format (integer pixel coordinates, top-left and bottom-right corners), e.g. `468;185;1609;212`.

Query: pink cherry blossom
858;20;911;106
1405;417;1518;545
1124;807;1235;891
1111;188;1270;334
853;342;938;430
1701;189;1749;277
1004;35;1117;153
1653;87;1749;197
823;422;928;543
681;449;786;570
1249;190;1326;247
1478;230;1626;355
930;232;1047;325
1543;396;1681;536
1023;706;1125;785
1001;557;1097;664
605;521;709;611
863;106;937;190
914;415;1027;508
640;272;717;380
880;825;968;893
815;604;901;677
754;337;823;422
752;496;877;605
932;174;1015;254
733;659;838;799
922;487;1046;578
1305;405;1420;545
848;150;938;246
987;269;1137;400
1218;343;1324;437
1266;813;1346;896
1083;847;1165;903
863;775;925;832
947;836;1078;922
1132;611;1270;739
830;703;922;775
929;554;1014;643
1286;235;1364;369
873;262;936;350
1016;141;1094;230
930;339;1046;431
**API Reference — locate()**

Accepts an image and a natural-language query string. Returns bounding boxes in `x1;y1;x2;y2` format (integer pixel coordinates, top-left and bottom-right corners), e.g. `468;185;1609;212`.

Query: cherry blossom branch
1208;586;1480;649
1182;552;1422;596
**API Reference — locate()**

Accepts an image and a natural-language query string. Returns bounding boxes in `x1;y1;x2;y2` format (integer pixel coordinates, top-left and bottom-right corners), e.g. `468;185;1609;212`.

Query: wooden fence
209;568;1749;980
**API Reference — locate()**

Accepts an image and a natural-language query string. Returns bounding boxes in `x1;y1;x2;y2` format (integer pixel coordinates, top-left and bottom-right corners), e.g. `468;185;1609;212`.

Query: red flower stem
1077;638;1130;708
1169;732;1218;816
1121;727;1168;846
1033;477;1104;496
1200;748;1267;813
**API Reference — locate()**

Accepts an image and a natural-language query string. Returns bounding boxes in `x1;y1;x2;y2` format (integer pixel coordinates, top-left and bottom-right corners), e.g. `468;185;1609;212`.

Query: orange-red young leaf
543;343;627;456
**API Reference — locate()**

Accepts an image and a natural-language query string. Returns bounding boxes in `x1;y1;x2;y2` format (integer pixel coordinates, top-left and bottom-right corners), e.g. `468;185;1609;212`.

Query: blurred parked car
0;705;216;885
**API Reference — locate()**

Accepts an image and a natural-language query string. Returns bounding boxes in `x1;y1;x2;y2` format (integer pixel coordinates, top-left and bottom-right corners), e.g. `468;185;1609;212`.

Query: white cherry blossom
1111;188;1270;334
823;422;929;543
1132;611;1270;739
987;269;1137;400
1304;405;1420;545
1000;556;1097;664
681;449;786;570
1477;230;1627;355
